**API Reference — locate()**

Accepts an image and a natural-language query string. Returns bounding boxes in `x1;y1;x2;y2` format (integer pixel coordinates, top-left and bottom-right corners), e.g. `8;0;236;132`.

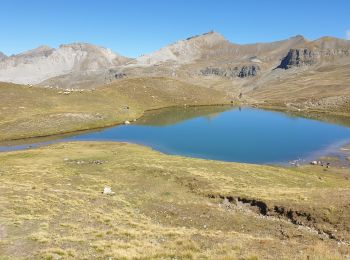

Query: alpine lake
2;106;350;165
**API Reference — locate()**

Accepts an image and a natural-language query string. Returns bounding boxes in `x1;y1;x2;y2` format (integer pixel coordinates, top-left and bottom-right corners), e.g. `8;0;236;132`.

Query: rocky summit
0;43;130;85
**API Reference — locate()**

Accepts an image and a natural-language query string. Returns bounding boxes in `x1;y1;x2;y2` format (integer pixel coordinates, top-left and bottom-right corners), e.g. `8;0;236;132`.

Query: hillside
247;37;350;113
0;78;230;141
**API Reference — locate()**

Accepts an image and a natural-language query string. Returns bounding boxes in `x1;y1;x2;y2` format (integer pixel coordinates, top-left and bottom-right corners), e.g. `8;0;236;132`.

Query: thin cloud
347;30;350;40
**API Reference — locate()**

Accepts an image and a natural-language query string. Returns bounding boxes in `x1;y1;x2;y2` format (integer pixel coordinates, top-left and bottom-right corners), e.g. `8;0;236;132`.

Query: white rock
310;161;318;165
103;186;115;195
124;120;130;125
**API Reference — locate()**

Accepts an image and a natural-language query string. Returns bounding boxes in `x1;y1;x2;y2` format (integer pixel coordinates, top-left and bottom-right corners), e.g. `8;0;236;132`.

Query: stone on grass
103;186;115;195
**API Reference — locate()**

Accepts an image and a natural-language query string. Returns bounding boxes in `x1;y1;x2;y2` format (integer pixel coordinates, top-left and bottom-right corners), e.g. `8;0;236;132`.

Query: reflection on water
135;105;232;126
1;106;350;164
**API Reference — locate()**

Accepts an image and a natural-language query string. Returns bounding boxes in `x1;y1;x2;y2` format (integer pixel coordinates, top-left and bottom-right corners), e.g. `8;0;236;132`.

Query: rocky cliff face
238;65;260;77
0;43;130;84
278;49;318;69
278;48;350;69
201;65;260;78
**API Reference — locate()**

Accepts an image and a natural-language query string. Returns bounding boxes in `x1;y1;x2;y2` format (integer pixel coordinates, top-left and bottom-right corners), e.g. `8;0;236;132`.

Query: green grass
0;142;349;259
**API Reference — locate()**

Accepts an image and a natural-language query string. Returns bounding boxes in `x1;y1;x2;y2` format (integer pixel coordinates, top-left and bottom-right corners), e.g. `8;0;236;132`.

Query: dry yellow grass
0;142;349;259
248;64;350;115
0;78;230;141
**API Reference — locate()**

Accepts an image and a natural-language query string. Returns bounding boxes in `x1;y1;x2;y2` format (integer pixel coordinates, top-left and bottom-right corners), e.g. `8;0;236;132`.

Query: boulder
102;186;115;195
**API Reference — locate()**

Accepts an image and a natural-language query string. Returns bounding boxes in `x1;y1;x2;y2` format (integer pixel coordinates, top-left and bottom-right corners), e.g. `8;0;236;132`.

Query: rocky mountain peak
0;43;130;85
290;35;306;40
135;31;229;65
186;31;227;43
17;45;54;57
59;42;105;51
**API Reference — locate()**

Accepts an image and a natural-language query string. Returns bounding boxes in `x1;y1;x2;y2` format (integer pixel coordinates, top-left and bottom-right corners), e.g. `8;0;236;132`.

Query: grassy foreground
0;142;350;259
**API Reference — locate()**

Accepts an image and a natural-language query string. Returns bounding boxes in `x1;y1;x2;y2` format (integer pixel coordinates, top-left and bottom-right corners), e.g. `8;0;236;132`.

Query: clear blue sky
1;0;349;57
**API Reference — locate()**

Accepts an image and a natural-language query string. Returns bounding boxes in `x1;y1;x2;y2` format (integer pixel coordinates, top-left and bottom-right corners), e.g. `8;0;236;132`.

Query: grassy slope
0;78;230;141
248;64;350;115
0;142;349;259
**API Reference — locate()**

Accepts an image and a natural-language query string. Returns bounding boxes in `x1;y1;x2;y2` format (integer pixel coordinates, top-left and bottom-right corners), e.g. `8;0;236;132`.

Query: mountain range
0;31;349;103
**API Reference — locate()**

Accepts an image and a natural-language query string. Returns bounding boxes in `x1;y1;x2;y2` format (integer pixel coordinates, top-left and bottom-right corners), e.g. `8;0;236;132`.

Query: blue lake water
2;106;350;164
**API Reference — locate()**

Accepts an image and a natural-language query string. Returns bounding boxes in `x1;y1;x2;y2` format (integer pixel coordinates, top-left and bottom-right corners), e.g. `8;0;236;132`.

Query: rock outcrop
278;49;318;69
201;65;260;78
238;65;260;77
278;48;350;69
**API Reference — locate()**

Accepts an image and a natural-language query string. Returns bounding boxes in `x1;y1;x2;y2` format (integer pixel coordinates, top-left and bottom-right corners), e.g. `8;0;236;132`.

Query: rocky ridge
0;43;130;85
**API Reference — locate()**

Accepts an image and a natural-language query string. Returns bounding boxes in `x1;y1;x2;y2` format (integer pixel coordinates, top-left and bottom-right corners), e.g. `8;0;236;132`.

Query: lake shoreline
2;105;350;167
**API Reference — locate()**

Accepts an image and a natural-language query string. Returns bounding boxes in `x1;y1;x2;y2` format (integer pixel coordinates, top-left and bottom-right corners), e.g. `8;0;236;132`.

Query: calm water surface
2;106;350;164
